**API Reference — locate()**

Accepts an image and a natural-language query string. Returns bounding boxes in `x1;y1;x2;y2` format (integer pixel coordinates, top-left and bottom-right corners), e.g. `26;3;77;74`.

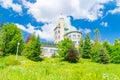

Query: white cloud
16;23;35;34
108;0;120;14
22;0;109;22
101;22;108;27
16;15;77;41
20;0;110;40
84;28;91;34
0;0;22;13
79;28;91;34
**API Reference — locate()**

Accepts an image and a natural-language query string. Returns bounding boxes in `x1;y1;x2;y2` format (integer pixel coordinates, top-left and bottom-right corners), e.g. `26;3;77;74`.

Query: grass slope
0;55;120;80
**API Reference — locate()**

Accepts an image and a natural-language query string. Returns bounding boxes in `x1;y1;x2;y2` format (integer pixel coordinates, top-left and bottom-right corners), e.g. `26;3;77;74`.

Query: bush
110;40;120;63
65;46;79;63
96;47;110;64
58;38;74;57
52;53;59;58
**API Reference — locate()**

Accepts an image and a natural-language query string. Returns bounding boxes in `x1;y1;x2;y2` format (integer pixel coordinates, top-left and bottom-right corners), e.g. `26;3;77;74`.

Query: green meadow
0;55;120;80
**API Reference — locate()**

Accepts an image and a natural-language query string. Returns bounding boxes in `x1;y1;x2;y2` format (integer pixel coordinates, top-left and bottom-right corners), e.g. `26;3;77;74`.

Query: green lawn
0;55;120;80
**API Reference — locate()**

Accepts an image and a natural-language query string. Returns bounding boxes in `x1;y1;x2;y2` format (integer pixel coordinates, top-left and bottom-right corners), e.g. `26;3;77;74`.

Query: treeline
0;23;120;64
0;23;42;61
58;29;120;64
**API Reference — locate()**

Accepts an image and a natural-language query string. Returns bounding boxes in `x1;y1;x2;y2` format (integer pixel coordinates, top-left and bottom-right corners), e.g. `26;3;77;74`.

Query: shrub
58;38;74;57
96;47;110;64
110;39;120;63
65;46;79;63
51;53;59;58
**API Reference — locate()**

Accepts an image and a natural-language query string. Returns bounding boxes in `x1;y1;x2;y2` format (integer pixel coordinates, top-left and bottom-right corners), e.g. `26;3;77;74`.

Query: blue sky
0;0;120;43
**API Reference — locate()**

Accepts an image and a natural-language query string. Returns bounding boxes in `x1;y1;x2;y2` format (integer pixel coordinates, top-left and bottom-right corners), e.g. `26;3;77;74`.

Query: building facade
41;42;57;58
54;17;82;48
42;17;82;57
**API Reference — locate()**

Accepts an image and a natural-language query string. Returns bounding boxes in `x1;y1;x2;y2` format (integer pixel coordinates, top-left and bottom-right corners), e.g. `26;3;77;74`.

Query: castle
42;17;82;57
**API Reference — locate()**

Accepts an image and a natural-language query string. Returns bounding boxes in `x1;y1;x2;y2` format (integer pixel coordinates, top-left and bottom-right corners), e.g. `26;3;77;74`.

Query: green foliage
24;34;42;61
110;39;120;63
96;47;110;64
0;55;120;80
0;24;23;56
58;38;74;57
79;37;84;57
102;41;112;55
94;28;100;41
82;34;92;58
91;40;101;62
65;46;79;63
51;53;59;58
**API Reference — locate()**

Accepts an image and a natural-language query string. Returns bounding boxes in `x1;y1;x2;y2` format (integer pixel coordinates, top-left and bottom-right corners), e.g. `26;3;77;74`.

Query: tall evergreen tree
1;24;23;56
102;41;112;55
82;34;92;58
96;47;110;64
79;37;84;57
94;28;100;42
91;28;101;61
91;40;101;61
24;34;41;61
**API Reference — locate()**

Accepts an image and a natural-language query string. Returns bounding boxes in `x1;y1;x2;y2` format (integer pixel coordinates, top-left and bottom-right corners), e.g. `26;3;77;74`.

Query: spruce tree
91;28;101;62
82;34;92;58
79;37;84;57
24;34;41;61
97;47;110;64
91;40;101;61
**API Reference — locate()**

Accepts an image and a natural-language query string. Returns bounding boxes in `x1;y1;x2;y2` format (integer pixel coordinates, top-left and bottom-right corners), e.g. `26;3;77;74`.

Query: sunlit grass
0;55;120;80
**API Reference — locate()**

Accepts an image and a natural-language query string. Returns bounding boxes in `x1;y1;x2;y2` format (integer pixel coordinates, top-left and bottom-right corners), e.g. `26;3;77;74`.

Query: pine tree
91;40;101;61
102;41;112;56
97;47;110;64
82;34;92;58
79;37;84;57
91;28;101;61
24;34;41;61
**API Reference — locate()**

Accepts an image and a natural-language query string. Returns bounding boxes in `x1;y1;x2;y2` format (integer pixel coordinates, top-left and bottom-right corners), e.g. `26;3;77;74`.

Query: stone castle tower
54;17;67;44
54;16;82;48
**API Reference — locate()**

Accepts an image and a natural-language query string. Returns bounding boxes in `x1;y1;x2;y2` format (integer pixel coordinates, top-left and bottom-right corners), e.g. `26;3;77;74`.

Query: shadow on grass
0;65;7;70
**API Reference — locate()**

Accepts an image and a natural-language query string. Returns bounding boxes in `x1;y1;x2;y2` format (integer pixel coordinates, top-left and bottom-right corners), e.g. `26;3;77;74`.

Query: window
44;49;48;53
78;35;80;38
50;49;54;53
68;35;71;38
73;35;76;39
73;41;77;44
50;49;57;53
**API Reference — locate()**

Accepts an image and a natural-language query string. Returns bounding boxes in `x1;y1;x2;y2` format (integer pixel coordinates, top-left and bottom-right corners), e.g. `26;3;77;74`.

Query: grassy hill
0;55;120;80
